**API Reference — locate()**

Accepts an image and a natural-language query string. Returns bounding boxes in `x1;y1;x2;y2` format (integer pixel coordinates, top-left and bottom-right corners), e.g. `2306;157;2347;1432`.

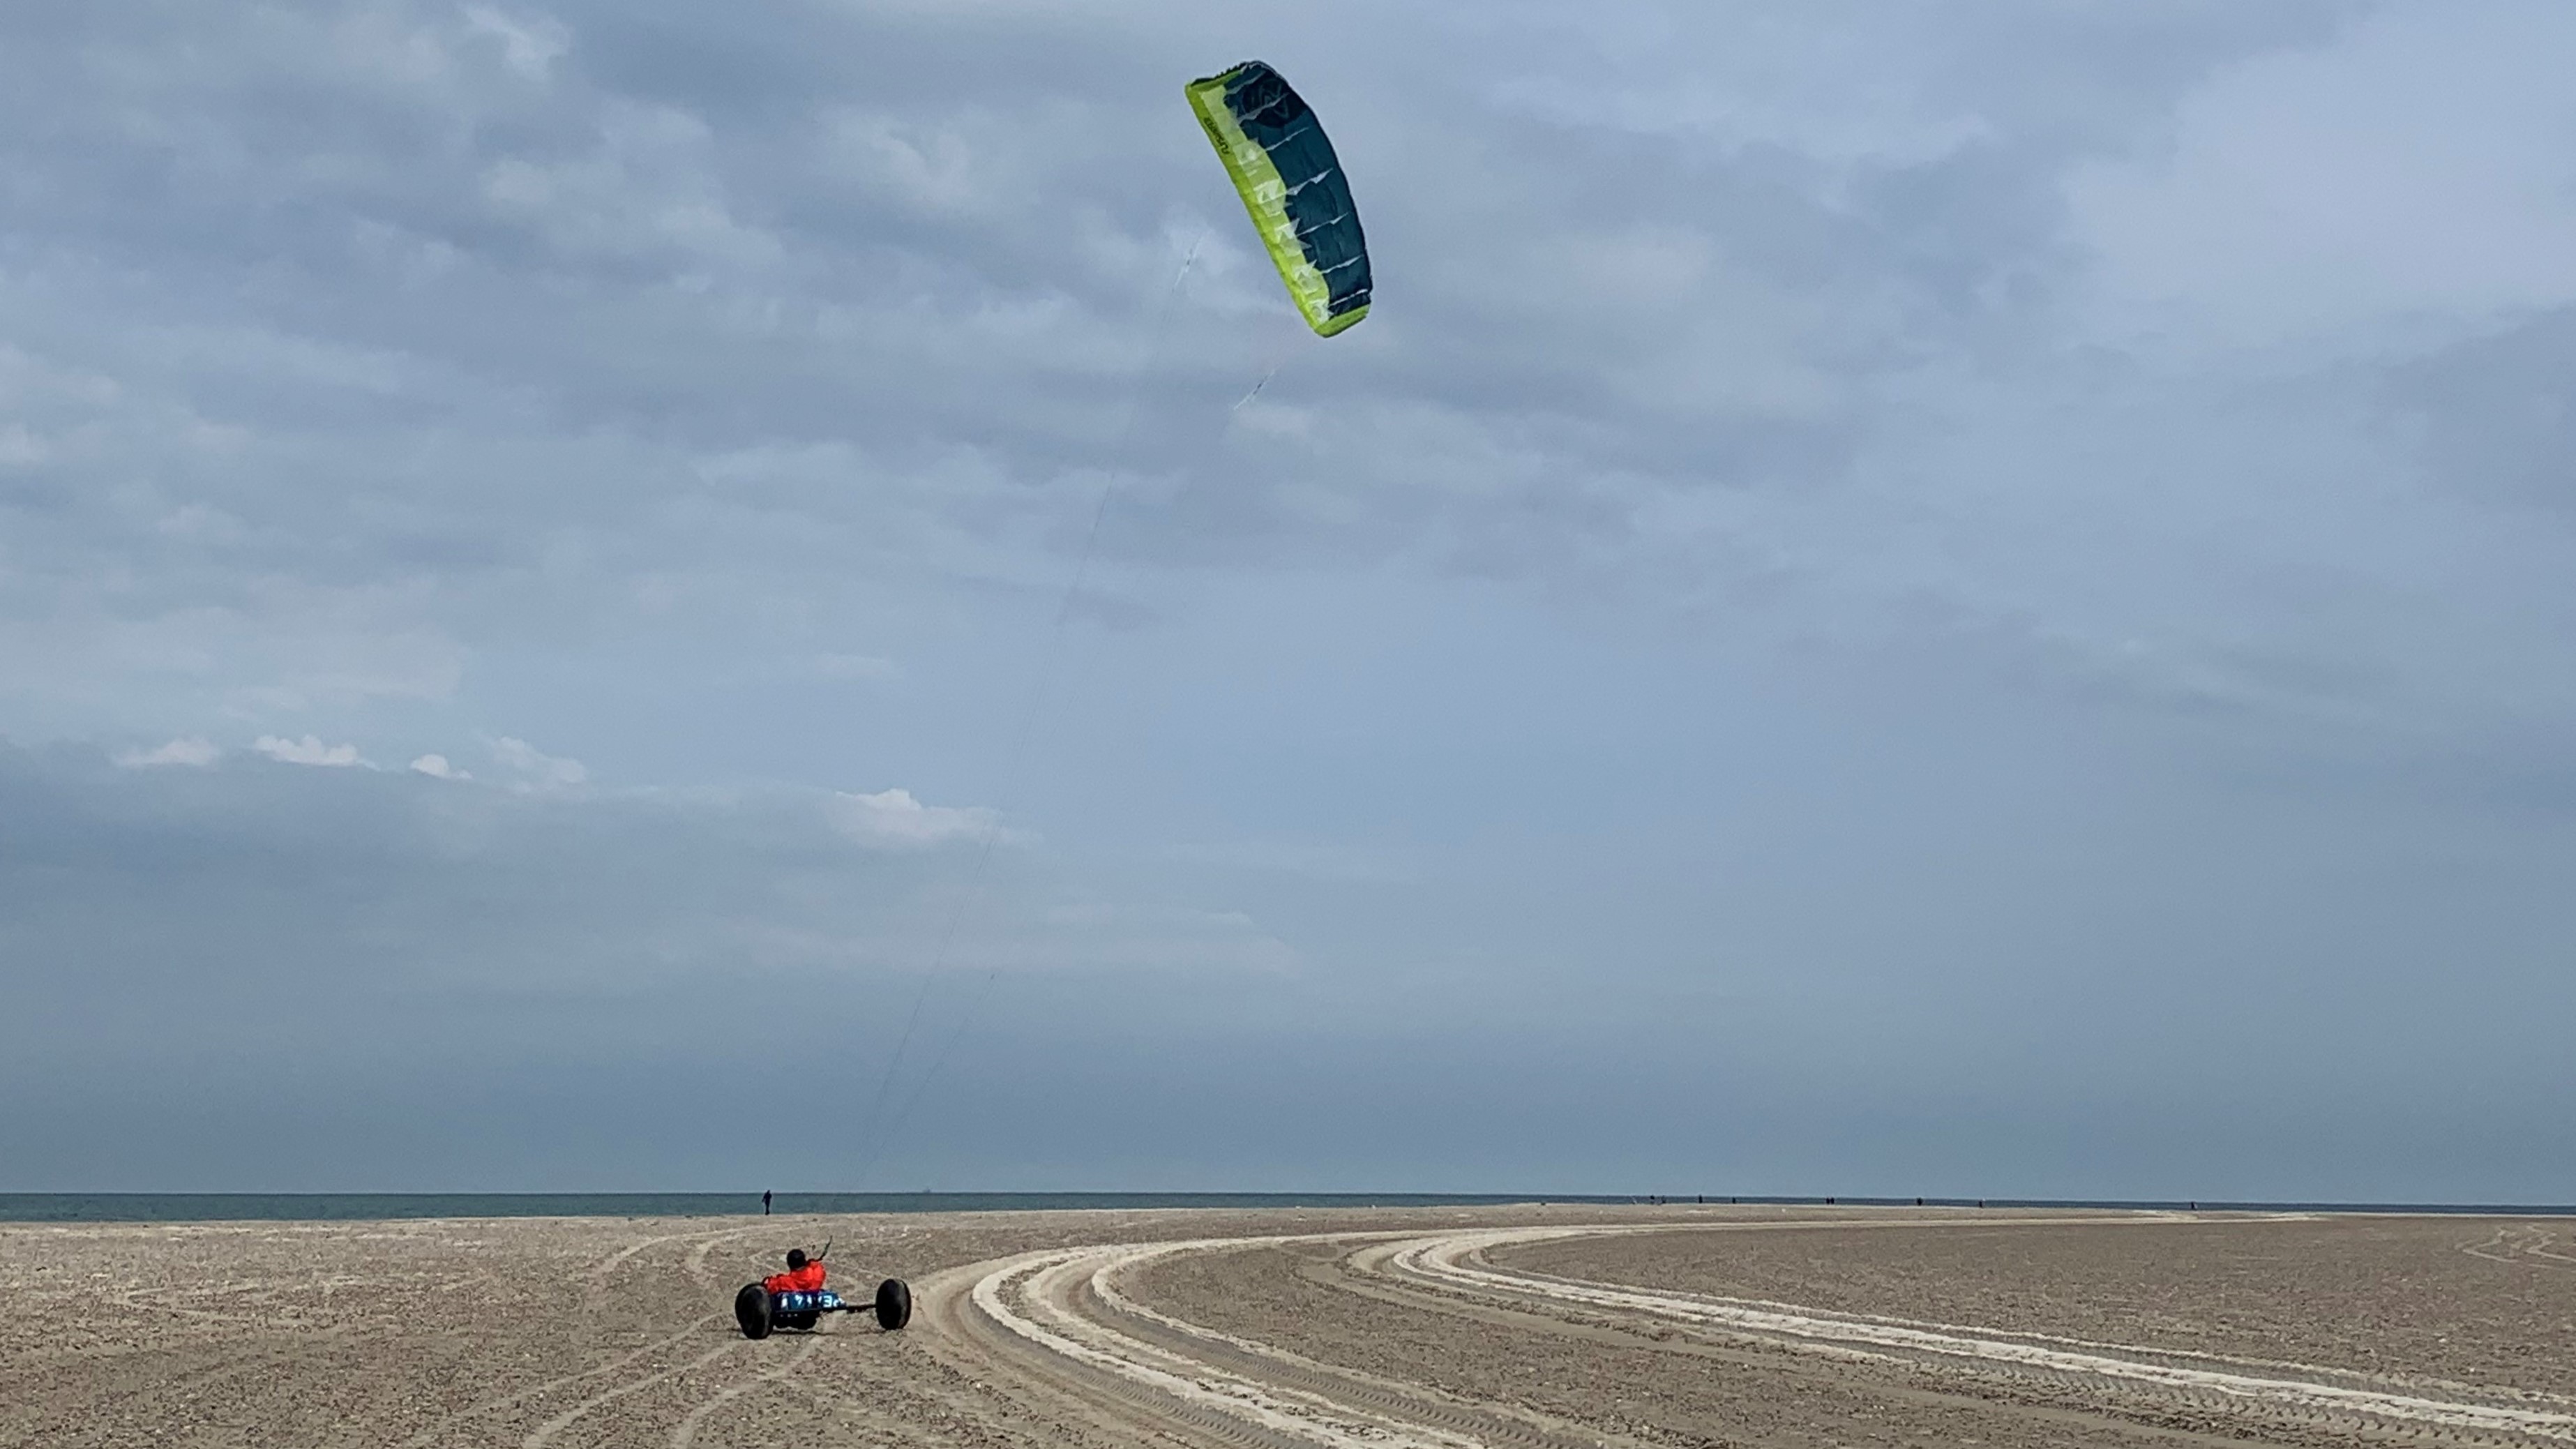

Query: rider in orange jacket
762;1247;827;1296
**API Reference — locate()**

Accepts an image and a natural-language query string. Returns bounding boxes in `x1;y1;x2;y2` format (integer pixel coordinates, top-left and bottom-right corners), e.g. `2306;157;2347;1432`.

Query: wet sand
3;1204;2569;1447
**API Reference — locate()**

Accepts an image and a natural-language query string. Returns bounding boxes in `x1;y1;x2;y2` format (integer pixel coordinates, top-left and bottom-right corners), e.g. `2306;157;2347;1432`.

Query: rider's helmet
786;1249;808;1270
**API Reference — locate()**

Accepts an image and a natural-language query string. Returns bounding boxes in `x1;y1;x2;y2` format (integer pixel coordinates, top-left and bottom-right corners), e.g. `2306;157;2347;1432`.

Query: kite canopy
1186;61;1371;337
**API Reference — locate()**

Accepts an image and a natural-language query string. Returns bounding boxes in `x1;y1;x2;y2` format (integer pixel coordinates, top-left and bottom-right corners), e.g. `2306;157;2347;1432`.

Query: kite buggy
733;1242;911;1339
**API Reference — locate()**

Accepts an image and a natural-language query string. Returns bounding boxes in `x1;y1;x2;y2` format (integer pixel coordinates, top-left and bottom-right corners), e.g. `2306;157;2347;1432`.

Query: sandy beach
5;1204;2570;1447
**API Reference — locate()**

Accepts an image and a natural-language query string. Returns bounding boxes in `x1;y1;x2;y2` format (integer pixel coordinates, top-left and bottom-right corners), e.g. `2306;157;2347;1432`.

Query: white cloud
115;737;220;769
488;736;587;789
253;735;367;767
829;786;1016;849
409;753;471;780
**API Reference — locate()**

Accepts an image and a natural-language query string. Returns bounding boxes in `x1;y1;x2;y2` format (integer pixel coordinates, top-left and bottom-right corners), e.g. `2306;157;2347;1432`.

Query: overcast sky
6;1;2575;1200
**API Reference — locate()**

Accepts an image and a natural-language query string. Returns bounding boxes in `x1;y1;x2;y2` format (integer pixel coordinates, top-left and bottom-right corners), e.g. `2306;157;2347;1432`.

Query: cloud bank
4;1;2575;1196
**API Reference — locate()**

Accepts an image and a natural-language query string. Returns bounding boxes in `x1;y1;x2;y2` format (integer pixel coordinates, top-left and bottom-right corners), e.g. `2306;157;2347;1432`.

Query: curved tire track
1376;1226;2576;1445
928;1223;2576;1448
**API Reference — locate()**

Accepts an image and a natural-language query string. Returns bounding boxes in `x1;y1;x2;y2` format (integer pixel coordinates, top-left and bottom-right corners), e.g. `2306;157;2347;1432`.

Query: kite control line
851;59;1373;1185
848;234;1208;1185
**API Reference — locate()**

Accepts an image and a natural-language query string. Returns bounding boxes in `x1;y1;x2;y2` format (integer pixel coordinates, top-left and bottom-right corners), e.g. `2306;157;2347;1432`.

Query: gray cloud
4;1;2575;1196
2390;306;2576;513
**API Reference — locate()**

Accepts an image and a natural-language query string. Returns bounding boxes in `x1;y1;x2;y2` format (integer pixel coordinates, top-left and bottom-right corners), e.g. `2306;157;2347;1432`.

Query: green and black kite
1187;61;1372;337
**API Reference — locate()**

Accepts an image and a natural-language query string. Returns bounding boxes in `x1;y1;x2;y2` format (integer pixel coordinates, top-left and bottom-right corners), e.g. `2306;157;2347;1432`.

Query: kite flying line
848;234;1207;1185
850;58;1374;1183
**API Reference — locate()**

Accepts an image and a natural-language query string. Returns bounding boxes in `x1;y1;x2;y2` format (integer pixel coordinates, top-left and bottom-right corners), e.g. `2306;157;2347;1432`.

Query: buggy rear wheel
733;1282;773;1339
874;1277;912;1331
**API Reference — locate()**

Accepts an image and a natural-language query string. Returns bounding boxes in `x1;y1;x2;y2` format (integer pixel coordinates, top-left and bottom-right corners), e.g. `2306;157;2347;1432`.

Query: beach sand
4;1203;2570;1446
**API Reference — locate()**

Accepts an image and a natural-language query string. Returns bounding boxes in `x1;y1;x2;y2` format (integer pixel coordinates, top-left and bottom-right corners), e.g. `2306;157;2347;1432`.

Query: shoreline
4;1189;2573;1224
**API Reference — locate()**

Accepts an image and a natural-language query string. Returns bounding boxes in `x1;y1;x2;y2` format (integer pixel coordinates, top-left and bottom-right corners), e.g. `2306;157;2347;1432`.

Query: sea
1;1193;2569;1224
0;1192;1609;1224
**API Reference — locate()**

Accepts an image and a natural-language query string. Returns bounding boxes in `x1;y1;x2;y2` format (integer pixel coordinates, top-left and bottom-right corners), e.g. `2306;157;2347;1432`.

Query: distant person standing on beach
762;1189;771;1216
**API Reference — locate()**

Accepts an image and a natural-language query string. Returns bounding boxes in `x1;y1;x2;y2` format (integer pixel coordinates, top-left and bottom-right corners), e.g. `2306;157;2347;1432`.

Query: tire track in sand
521;1340;741;1449
933;1224;2576;1448
1083;1243;1650;1449
944;1236;1669;1449
1379;1226;2576;1443
399;1224;774;1449
2462;1224;2576;1272
666;1332;820;1448
952;1240;1482;1448
519;1223;804;1449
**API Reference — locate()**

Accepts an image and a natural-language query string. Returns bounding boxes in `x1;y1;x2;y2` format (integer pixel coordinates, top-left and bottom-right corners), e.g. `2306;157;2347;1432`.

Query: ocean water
0;1192;1613;1224
1;1192;2567;1224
